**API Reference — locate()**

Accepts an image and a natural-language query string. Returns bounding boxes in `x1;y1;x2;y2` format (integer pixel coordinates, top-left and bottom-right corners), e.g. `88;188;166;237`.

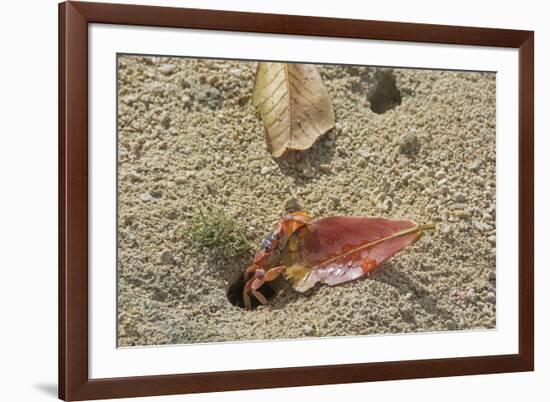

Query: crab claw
243;264;259;281
242;265;286;309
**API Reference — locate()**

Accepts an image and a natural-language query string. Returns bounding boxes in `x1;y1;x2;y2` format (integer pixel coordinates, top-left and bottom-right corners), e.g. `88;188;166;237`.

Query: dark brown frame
59;1;534;400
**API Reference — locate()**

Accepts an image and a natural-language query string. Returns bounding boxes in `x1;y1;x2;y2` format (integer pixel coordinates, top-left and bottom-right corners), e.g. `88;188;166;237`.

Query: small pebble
399;132;420;155
126;172;142;183
194;85;222;107
320;164;331;174
303;324;314;336
229;68;242;78
453;192;466;202
434;170;446;180
466;288;477;303
402;171;413;181
181;95;191;106
440;224;451;234
208;75;220;85
411;179;425;190
160;114;171;129
486;292;496;304
334;122;343;133
302;167;315;178
140;193;154;202
377;198;392;212
160;250;174;264
401;307;415;322
357;145;371;159
121;94;137;105
487;235;496;245
260;166;271;175
437;178;448;186
445;319;457;330
159;64;176;75
149;83;165;96
474;221;492;232
469;159;483;172
454;209;469;218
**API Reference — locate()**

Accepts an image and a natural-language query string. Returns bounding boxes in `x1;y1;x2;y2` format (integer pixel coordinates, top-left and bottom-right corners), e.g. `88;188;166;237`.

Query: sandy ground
116;55;496;346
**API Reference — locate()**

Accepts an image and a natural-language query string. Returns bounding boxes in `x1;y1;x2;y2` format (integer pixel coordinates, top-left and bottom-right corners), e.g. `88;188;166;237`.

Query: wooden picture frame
59;1;534;400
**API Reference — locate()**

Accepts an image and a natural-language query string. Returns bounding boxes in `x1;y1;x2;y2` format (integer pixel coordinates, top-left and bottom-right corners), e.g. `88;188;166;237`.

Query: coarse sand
116;55;496;346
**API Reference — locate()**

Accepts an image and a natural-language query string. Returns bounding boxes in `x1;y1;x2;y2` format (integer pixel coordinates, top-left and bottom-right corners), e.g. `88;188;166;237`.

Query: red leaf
282;216;433;292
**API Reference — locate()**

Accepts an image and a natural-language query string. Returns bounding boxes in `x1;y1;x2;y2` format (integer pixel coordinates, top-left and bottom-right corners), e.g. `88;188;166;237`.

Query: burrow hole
368;70;402;114
227;274;276;309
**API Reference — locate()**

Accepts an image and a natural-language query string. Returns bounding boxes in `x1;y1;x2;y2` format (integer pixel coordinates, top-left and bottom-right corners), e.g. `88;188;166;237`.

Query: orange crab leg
243;264;259;281
251;289;268;305
264;265;286;281
242;265;287;309
243;280;253;309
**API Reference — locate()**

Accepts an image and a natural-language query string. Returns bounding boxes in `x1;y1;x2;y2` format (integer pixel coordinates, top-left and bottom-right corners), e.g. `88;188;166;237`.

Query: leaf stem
418;223;436;231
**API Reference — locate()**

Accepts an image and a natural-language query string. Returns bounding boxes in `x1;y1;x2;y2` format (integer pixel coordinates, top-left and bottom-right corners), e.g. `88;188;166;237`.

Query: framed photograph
59;1;534;400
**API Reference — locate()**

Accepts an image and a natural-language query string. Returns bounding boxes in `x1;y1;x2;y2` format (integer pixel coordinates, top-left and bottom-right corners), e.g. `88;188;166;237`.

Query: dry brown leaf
252;62;335;157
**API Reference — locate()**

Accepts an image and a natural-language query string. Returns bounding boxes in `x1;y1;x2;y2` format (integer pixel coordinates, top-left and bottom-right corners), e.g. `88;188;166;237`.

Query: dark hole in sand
227;275;275;309
368;71;402;114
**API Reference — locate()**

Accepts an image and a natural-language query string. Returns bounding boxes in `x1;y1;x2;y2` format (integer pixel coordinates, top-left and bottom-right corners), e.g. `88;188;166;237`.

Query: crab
242;211;312;309
241;211;435;310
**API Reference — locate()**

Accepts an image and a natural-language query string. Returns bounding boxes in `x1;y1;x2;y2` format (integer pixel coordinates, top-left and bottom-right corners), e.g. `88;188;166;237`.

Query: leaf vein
262;92;289;120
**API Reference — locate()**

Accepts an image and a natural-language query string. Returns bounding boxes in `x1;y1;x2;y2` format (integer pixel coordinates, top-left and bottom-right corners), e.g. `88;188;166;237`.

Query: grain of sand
117;55;496;346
